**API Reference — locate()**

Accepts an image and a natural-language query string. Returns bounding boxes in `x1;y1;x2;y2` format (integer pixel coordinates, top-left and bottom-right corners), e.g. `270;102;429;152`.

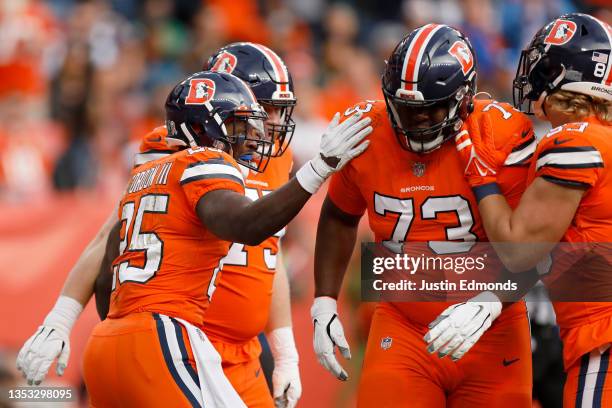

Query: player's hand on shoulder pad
16;296;82;385
296;112;372;194
267;327;302;408
424;291;502;361
455;114;510;187
311;296;351;381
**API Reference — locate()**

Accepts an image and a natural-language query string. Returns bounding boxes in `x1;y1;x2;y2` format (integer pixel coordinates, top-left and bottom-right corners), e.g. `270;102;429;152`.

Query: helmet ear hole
212;139;230;151
460;91;474;119
467;100;474;114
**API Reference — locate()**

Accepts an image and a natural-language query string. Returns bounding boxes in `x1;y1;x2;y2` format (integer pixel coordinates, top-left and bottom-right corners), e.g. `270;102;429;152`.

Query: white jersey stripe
181;162;244;184
536;150;603;170
505;139;537;165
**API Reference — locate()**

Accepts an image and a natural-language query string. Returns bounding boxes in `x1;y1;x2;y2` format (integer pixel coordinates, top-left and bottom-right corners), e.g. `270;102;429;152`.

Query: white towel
175;317;247;408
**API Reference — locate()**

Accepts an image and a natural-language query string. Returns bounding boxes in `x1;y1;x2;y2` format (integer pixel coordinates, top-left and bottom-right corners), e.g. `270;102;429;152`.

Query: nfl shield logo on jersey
380;336;393;350
412;162;426;177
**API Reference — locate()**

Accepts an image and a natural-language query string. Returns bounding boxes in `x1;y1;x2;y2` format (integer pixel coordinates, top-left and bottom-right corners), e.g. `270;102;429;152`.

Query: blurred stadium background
0;0;609;406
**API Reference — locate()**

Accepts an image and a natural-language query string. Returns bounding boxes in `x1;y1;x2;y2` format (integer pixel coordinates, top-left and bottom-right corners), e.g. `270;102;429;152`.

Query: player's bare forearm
94;220;121;320
494;268;540;305
266;254;292;332
314;197;361;298
478;178;583;272
197;178;312;245
60;210;116;307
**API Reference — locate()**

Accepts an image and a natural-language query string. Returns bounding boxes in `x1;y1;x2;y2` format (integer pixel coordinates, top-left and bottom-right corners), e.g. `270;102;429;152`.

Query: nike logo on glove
502;357;520;367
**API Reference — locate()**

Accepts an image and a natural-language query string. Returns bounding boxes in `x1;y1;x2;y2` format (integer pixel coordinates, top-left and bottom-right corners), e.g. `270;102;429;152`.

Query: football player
201;43;300;408
111;43;303;408
80;70;370;407
425;13;612;407
311;24;536;406
17;43;304;408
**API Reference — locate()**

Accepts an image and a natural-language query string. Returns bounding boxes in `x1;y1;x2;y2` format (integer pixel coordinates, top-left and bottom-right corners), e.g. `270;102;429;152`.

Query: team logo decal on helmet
448;41;474;75
544;19;577;45
513;13;612;113
210;51;238;74
185;78;216;105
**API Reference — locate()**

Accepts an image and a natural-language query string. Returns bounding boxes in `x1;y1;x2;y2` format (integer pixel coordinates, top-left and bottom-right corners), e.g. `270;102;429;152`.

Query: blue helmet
382;24;477;153
514;13;612;113
164;71;271;172
206;42;297;157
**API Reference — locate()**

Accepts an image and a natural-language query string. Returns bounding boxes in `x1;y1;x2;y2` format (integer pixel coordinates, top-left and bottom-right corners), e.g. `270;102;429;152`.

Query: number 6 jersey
107;146;245;326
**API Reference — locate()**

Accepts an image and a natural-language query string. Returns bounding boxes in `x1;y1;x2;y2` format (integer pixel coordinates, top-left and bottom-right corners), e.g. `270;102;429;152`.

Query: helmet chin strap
411;98;461;153
408;131;444;153
531;64;566;120
212;139;231;152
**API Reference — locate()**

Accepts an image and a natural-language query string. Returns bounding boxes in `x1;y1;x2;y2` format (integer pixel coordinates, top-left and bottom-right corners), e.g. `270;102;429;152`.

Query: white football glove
16;296;82;385
311;297;351;381
267;327;302;408
296;112;372;193
424;291;502;361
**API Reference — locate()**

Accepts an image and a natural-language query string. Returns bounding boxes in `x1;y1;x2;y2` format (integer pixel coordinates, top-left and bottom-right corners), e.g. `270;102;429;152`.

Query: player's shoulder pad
535;122;604;176
472;99;536;166
537;121;603;158
340;99;387;127
540;121;598;146
139;126;173;153
176;147;245;187
134;126;179;167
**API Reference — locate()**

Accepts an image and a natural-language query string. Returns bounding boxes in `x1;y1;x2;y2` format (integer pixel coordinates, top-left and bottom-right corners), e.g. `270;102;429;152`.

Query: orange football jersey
531;117;612;368
134;126;294;362
328;99;535;325
202;149;293;347
108;146;245;327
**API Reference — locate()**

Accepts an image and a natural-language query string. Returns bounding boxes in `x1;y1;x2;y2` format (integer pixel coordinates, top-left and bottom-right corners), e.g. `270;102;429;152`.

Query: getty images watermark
372;251;518;291
360;242;612;302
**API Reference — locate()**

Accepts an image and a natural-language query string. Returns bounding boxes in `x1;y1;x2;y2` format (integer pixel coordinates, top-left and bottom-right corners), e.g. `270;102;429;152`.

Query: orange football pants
83;312;202;408
221;356;273;407
564;345;612;408
211;338;273;408
357;302;532;408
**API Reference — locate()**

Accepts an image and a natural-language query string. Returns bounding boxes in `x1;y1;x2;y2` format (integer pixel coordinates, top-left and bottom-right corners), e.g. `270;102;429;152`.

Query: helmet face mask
207;42;297;158
223;108;273;173
383;84;470;153
260;100;296;157
513;13;612;114
513;43;566;113
382;24;477;154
